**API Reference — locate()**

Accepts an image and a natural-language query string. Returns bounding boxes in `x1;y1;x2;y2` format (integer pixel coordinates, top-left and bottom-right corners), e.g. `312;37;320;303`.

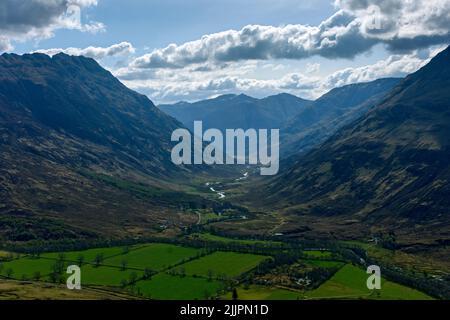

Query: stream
206;171;249;199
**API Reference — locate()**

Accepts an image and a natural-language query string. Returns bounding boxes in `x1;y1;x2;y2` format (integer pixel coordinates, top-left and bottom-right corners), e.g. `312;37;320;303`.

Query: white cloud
118;67;316;103
0;37;13;52
305;63;321;74
3;0;446;105
105;0;450;103
119;46;445;104
35;42;136;60
0;0;103;52
130;11;371;69
128;0;450;71
325;45;447;88
336;0;450;48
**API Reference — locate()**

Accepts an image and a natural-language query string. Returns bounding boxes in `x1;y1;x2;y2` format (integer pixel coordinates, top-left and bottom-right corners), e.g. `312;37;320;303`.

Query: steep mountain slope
0;52;184;178
159;93;312;132
0;53;205;241
265;46;450;244
282;78;402;157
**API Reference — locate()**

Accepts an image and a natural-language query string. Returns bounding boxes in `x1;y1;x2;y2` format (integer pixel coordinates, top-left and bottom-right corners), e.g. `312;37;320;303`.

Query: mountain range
263;46;450;246
159;93;312;133
1;46;449;249
160;79;401;159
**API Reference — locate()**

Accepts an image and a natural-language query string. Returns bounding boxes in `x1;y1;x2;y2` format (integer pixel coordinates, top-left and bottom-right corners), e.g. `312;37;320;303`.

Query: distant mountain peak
174;100;190;105
236;93;254;99
264;92;310;103
269;92;298;98
159;91;311;132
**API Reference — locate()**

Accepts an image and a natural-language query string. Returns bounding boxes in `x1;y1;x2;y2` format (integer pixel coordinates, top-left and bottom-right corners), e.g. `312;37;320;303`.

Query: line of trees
365;256;450;300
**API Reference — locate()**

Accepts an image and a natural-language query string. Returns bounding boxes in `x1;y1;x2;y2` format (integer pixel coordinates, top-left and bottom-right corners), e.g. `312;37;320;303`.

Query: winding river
206;171;249;199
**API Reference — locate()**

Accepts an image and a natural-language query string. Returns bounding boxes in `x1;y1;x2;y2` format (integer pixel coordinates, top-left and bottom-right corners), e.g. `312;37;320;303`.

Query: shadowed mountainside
282;78;402;157
0;53;210;241
160;80;401;159
264;46;450;245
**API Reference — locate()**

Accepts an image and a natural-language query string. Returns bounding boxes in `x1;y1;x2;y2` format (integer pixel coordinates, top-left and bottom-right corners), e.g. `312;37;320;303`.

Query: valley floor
0;233;444;300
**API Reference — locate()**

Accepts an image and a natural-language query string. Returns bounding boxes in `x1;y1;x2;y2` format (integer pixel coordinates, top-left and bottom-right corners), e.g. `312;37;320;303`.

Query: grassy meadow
189;233;283;246
172;251;269;278
102;243;201;271
308;264;433;300
0;236;436;300
135;273;224;300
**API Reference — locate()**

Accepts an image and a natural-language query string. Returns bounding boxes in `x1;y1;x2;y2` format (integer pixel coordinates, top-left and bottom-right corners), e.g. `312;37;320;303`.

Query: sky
1;0;450;104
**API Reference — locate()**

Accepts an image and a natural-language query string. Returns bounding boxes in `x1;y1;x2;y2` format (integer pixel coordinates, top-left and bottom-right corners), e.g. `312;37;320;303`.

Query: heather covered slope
282;78;402;157
0;53;207;241
0;52;184;178
265;46;450;244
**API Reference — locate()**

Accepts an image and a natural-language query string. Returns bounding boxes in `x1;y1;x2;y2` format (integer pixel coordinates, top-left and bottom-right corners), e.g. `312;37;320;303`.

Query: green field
135;273;224;300
223;285;303;300
303;250;333;258
341;240;449;276
0;257;61;280
193;210;224;224
308;264;432;300
103;243;201;271
173;251;269;278
40;246;134;264
200;213;221;224
0;257;143;287
190;233;283;246
304;259;344;269
80;265;143;287
0;241;438;300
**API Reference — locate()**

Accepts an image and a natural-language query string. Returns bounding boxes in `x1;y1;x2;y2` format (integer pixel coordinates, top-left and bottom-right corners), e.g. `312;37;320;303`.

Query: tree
33;271;42;281
232;288;238;300
129;272;138;286
31;250;41;259
77;254;85;267
94;253;104;267
52;260;64;274
49;272;58;283
207;269;214;282
143;268;153;280
5;268;14;278
121;259;128;271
